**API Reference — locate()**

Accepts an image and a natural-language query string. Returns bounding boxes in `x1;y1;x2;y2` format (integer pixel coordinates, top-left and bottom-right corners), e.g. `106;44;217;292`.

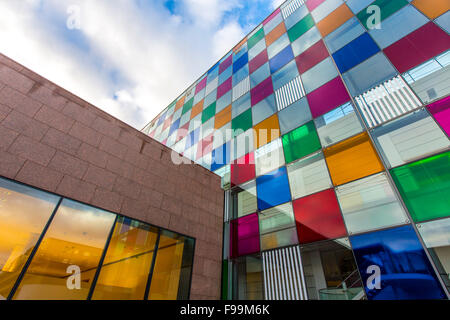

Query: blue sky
0;0;284;129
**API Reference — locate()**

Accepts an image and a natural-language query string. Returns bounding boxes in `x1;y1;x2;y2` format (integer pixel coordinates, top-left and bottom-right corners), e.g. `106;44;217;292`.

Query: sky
0;0;285;129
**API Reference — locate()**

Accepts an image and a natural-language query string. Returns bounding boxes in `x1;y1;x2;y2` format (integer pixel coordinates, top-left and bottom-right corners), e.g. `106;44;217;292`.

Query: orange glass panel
253;114;280;149
0;178;60;299
91;217;159;300
190;100;204;119
266;23;287;47
13;199;116;300
412;0;449;19
317;4;353;37
175;96;186;111
323;132;384;186
214;105;232;129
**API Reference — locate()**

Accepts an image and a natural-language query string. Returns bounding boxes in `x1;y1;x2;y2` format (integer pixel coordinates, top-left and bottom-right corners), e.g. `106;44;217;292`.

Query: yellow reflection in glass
147;231;187;300
92;217;158;300
12;199;116;300
0;179;59;300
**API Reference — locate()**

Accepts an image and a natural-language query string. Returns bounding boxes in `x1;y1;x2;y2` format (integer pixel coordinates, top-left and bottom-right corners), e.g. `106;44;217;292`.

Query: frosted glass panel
255;138;285;176
233;180;258;218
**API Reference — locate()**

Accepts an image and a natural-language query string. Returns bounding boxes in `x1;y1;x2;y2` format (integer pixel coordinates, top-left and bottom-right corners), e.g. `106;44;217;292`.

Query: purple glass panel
263;8;281;25
249;49;269;73
195;77;207;94
427;96;450;136
307;77;350;118
230;213;260;258
251;77;274;106
219;55;233;74
217;77;232;99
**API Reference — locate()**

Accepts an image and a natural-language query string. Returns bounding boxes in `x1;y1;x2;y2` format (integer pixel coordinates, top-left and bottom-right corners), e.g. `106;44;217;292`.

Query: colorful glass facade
144;0;450;300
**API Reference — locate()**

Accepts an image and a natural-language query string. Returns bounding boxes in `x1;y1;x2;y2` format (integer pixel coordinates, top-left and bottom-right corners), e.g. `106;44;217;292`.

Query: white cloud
0;0;269;129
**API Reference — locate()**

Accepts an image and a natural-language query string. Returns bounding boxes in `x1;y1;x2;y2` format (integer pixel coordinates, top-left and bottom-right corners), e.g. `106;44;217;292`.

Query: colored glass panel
182;98;194;115
231;152;255;187
316;3;353;37
269;45;295;74
428;96;450;136
249;49;268;74
251;77;274;106
293;188;347;244
217;77;232;100
232;108;252;138
256;166;292;211
287;14;315;43
202;102;216;123
248;28;265;50
266;22;286;47
219;55;233;74
357;0;409;30
278;98;312;135
324;17;365;54
230;213;260;258
190;100;204;119
295;39;329;74
350;225;447;300
390;151;450;223
252;94;277;125
412;0;449;19
214;105;231;129
324;132;384;186
211;142;230;171
232;180;258;219
282;121;321;164
255;138;285;177
253;114;280;149
233;53;248;74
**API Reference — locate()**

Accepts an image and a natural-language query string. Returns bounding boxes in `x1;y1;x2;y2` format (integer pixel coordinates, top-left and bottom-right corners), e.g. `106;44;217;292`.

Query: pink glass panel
251;77;274;106
384;22;450;73
230;213;260;258
217;77;232;99
427;96;450;136
219;55;233;74
306;0;326;11
307;77;350;118
263;8;281;25
196;133;214;159
195;77;207;94
249;49;269;73
296;39;329;74
231;152;255;187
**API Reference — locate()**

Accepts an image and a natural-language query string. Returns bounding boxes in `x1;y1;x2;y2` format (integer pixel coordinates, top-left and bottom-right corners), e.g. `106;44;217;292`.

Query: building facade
144;0;450;300
0;54;224;300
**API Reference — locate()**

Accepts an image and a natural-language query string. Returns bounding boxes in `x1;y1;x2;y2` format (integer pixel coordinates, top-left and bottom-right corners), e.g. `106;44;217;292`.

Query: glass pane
260;227;298;251
256;166;292;211
231;180;258;219
324;132;384;186
417;217;450;293
250;62;270;88
231;152;255;187
282;121;322;164
13;199;116;300
272;60;299;91
350;225;447;300
253;114;280;149
230;213;260;258
315;102;364;148
278;97;312;135
301;57;339;94
287;151;333;200
91;217;159;300
336;173;409;235
148;230;194;300
0;178;60;299
251;94;277;126
293;188;347;244
390;151;450;223
371;109;450;168
232;255;263;300
291;27;322;57
324;17;365;54
300;238;363;300
427;96;450;136
255;138;285;177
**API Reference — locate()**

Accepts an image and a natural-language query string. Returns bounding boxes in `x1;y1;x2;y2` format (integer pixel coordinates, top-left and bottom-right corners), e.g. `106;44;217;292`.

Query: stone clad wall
0;53;224;300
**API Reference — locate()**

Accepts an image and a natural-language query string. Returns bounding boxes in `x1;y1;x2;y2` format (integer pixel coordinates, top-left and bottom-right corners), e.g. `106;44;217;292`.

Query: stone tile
91;116;121;140
0;86;42;117
145;206;171;229
42;128;82;156
8;135;56;166
105;154;135;180
99;135;127;159
0;124;19;150
118;128;142;151
34;105;74;133
91;188;123;213
62;101;97;126
69;121;102;147
16;161;63;192
48;151;89;179
83;164;117;190
28;84;67;111
77;143;109;168
56;175;96;203
2;110;49;141
113;176;141;200
0;151;25;179
0;65;34;94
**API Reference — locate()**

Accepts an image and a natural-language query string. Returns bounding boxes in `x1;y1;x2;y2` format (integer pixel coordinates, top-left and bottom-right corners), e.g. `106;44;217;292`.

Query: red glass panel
231;152;255;187
296;39;329;74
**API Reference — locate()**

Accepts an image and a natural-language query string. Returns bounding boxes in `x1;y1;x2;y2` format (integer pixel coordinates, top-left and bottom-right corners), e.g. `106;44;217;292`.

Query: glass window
232;108;252;138
284;3;309;30
264;12;283;34
230;213;260;258
269;44;294;74
216;91;232;114
413;0;450;19
231;152;255;187
232;92;251;119
310;0;343;23
390;151;450;223
435;11;450;33
350;225;447;300
91;218;158;300
345;0;373;14
250;62;271;88
248;28;265;50
232;255;263;300
13;199;116;300
278;97;312;135
287;14;314;43
294;189;347;244
231;180;258;219
219;65;233;85
248;38;266;61
287;151;333;200
233;128;254;161
301;57;339;94
255;138;285;177
291;27;322;57
267;33;290;60
233;64;250;86
147;230;194;300
417;217;450;293
252;94;277;126
253;113;280;150
371;109;450;168
202;102;216;124
336;173;409;235
324;17;365;54
315;102;364;147
282;121;321;164
0;178;60;299
427;96;450;136
324;132;384;186
256;166;292;211
259;203;298;251
300;238;363;300
356;0;409;30
251;77;274;106
272;60;299;91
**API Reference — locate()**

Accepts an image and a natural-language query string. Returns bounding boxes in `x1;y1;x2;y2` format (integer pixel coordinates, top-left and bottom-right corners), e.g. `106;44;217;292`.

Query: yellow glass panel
147;231;193;300
253;114;280;150
324;132;384;186
92;217;158;300
12;199;116;300
0;178;60;299
412;0;450;19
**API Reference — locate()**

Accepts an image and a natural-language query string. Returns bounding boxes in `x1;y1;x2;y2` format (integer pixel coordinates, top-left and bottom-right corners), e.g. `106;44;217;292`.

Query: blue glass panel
219;65;233;85
233;64;249;86
211;141;230;171
269;45;294;74
233;44;248;61
207;62;220;83
168;118;180;136
250;62;271;88
256;166;292;211
324;18;365;54
332;33;380;74
350;225;447;300
185;127;200;150
157;111;167;126
233;52;248;74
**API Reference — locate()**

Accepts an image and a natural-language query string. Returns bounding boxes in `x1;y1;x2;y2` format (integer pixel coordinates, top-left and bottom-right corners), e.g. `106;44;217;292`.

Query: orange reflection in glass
323;132;384;186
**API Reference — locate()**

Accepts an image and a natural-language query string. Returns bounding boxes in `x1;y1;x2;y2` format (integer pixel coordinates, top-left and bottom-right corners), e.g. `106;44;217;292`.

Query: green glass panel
232;108;252;138
202;102;216;123
287;14;314;43
221;260;228;300
282;121;321;163
390;151;450;223
357;0;409;29
247;28;265;49
182;97;194;114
